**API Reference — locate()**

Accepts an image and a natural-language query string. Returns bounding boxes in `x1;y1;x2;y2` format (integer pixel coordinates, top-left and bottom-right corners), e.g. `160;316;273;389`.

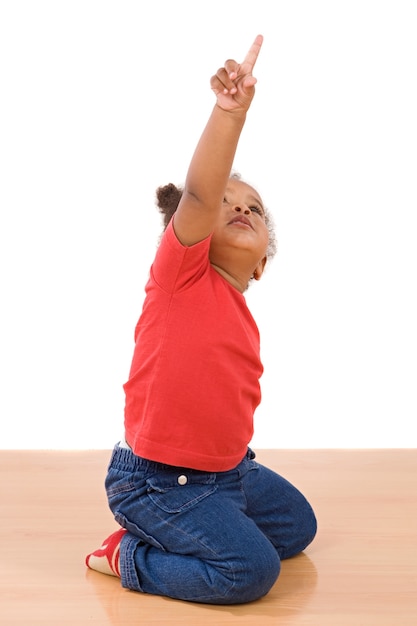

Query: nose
234;204;250;215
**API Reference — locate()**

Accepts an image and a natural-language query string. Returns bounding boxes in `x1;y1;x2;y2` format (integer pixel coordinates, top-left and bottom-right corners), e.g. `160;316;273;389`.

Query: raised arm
173;35;263;246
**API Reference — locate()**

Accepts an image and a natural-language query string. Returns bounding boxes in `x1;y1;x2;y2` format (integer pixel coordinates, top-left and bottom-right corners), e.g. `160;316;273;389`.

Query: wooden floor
1;449;416;625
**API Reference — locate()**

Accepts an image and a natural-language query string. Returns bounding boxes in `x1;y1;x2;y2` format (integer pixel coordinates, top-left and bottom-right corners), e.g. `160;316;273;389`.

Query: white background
1;1;416;449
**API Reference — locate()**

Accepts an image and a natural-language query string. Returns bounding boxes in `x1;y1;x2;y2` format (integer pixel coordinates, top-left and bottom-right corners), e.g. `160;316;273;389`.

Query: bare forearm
183;105;246;210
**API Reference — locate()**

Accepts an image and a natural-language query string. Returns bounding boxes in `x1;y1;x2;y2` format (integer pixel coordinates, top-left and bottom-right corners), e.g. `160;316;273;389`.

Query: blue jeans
105;444;317;605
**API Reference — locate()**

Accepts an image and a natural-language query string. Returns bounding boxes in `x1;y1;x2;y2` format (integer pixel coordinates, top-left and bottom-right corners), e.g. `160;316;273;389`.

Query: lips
228;215;253;229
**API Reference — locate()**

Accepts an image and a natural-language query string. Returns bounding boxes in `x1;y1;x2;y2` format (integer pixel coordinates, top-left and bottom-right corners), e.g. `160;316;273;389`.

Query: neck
210;263;249;293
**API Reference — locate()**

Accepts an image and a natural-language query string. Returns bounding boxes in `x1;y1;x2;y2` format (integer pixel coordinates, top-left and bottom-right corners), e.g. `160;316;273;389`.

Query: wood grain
1;449;416;625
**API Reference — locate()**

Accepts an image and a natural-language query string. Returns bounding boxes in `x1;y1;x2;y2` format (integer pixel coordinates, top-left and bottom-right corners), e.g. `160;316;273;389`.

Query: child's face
209;178;269;272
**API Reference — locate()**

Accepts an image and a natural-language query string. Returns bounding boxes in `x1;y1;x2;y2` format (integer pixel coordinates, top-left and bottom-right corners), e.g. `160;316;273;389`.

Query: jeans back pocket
146;472;217;514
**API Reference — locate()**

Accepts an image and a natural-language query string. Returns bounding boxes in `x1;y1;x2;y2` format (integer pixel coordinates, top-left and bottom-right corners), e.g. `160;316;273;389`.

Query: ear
253;256;267;281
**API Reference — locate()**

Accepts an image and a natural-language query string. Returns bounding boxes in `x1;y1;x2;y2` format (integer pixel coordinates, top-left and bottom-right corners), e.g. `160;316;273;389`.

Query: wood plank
0;449;416;625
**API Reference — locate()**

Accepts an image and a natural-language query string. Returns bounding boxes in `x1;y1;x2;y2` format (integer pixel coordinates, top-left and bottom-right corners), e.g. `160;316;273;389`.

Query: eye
250;205;264;216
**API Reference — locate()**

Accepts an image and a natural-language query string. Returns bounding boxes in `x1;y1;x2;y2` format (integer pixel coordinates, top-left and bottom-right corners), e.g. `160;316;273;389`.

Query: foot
85;528;127;577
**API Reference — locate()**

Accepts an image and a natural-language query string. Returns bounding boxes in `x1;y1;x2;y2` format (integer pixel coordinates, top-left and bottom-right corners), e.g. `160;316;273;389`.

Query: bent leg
241;457;317;559
117;486;280;604
104;446;280;604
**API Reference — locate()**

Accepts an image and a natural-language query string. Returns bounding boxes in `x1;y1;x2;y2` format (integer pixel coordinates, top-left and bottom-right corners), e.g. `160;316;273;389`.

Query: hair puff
155;183;183;229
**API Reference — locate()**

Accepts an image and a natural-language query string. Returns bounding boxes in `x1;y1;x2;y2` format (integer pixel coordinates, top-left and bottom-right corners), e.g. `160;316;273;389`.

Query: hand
210;35;263;112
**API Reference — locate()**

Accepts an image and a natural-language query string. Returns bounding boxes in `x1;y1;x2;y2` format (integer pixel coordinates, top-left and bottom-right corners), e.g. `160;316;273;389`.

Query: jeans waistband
108;443;256;476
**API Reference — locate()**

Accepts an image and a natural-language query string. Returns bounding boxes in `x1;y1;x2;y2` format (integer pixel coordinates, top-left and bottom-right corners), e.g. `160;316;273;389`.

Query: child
86;35;317;605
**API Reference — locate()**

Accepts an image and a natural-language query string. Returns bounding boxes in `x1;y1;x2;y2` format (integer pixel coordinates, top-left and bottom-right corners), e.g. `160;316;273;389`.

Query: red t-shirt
124;218;263;471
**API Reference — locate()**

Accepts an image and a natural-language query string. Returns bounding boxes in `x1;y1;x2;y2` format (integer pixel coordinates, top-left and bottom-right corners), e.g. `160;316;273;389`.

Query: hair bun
155;183;183;228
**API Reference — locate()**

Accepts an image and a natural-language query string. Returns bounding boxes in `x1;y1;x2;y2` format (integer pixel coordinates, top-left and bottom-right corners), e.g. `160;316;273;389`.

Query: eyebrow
247;194;264;207
225;189;264;210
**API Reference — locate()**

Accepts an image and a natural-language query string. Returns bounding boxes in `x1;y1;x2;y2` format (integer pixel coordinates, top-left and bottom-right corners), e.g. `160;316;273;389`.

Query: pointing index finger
242;34;264;72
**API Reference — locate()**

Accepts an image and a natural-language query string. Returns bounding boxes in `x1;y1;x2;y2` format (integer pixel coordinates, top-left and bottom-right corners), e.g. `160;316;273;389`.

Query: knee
282;500;318;560
244;548;281;603
299;499;317;548
304;503;318;545
221;541;281;604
